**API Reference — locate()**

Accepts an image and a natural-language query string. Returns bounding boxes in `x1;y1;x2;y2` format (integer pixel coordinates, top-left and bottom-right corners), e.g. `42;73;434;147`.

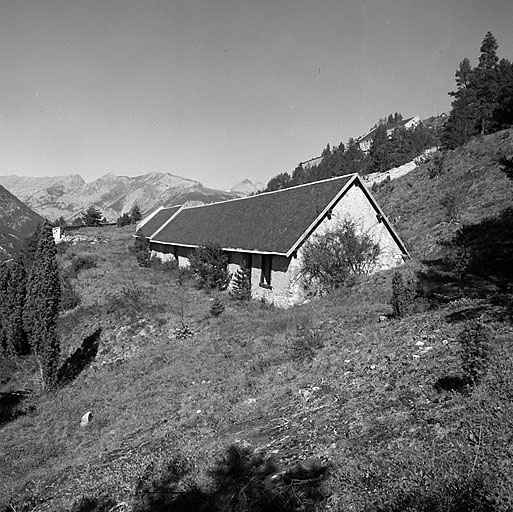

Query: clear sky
1;0;512;190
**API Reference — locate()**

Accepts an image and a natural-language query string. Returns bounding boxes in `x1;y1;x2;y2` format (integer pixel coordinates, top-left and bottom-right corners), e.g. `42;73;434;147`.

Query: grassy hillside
1;130;513;511
374;129;513;260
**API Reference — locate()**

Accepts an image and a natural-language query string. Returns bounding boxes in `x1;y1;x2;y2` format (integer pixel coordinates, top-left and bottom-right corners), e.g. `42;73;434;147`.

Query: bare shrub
300;219;380;293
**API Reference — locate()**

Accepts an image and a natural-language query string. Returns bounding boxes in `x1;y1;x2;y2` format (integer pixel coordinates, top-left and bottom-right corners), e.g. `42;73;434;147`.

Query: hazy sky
1;0;512;190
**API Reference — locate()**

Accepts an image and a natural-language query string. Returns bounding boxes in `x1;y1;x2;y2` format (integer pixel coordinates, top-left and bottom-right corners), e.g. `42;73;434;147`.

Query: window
260;255;272;288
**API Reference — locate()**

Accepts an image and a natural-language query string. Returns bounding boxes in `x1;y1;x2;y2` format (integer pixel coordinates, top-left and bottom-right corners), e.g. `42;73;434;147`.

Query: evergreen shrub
131;231;151;267
391;271;416;318
189;242;231;291
458;320;491;385
210;298;225;317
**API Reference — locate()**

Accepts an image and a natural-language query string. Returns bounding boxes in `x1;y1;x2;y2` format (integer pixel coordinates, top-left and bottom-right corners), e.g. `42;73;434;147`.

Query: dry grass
1;132;513;511
374;128;513;260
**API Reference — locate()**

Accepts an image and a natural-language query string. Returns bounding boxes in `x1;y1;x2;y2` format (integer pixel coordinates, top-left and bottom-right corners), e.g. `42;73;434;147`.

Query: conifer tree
23;222;61;389
81;205;104;226
474;31;500;135
129;204;142;224
442;59;480;149
494;58;513;128
5;257;29;356
442;32;510;148
0;263;10;355
368;124;392;173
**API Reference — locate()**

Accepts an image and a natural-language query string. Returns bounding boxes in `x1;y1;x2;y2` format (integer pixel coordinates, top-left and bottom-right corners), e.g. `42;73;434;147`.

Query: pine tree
442;33;507;148
20;223;42;268
368;124;392;173
129;205;142;224
5;257;29;356
23;222;61;389
81;205;104;226
343;138;366;174
474;31;500;134
442;59;480;149
0;263;10;355
494;58;513;128
117;213;131;227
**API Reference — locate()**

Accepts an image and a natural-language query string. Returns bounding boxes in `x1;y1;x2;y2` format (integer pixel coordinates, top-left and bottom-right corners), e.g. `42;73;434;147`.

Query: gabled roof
150;173;407;258
151;175;357;256
137;205;183;239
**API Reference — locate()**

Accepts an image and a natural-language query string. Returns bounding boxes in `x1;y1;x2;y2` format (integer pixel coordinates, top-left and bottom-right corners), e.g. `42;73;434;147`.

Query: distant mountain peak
0;171;238;223
230;178;264;196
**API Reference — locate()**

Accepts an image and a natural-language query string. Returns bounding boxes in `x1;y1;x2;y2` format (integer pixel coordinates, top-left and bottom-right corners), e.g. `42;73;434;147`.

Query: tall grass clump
67;254;97;277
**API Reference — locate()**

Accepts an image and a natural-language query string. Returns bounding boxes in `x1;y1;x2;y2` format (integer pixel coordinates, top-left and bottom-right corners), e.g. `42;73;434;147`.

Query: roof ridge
181;173;358;211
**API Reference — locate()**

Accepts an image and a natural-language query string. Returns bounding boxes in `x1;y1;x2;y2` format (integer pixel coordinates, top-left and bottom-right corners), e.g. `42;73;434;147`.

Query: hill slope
1;224;512;511
1;131;513;511
0;184;44;260
373;128;513;259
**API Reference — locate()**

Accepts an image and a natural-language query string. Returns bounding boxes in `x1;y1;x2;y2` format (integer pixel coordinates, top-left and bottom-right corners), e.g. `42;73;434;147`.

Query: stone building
140;174;409;307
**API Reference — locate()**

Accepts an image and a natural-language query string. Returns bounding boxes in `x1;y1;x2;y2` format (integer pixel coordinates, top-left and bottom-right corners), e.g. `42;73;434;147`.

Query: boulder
80;411;93;427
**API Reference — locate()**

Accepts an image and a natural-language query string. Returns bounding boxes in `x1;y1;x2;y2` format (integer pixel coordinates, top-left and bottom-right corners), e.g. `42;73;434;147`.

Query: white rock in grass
80;411;93;427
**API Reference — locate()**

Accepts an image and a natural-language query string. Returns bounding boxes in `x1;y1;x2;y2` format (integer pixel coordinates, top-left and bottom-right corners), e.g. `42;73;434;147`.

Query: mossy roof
150;175;357;256
138;205;182;239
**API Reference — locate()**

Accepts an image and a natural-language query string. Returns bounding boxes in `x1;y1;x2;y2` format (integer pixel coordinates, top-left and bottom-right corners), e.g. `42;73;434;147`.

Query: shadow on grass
417;208;513;312
433;375;468;393
0;389;33;425
131;444;329;512
57;328;101;386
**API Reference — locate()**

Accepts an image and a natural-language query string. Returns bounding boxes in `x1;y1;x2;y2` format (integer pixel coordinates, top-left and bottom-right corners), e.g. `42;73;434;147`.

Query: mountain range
0;172;251;223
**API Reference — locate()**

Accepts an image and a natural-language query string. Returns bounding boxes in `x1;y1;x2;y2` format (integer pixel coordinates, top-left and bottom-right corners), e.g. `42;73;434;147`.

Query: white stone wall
249;254;301;308
150;244;192;267
304;183;405;271
52;227;62;243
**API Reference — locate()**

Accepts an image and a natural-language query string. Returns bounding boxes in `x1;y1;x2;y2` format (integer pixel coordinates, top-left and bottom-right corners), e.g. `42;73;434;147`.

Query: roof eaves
148;204;184;240
136;205;164;232
148;239;288;256
358;178;411;258
286;173;358;257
